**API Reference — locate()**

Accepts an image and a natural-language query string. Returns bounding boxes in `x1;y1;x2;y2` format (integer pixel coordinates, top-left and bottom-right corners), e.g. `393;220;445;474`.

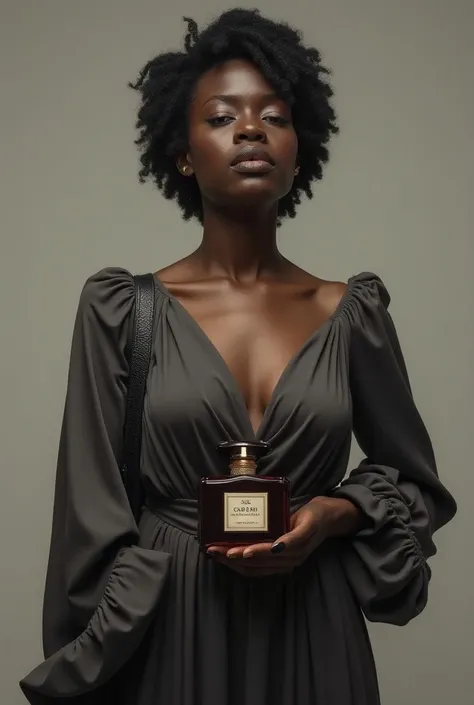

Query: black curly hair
129;8;339;224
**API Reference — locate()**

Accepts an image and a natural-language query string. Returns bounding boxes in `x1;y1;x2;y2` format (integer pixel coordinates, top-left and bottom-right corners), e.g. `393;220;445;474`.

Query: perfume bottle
198;441;290;549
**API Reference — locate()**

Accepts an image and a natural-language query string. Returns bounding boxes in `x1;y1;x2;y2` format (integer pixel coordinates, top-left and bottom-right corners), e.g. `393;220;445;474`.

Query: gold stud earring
180;165;192;175
294;166;300;176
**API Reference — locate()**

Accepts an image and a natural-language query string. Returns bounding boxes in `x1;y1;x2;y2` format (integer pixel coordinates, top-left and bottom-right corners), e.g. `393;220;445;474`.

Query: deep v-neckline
153;274;353;438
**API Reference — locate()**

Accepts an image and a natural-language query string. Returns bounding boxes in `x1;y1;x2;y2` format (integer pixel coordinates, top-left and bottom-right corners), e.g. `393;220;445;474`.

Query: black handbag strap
121;273;156;522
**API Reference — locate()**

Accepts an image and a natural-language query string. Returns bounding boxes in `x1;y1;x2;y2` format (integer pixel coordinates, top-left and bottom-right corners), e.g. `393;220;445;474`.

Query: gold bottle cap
217;441;270;477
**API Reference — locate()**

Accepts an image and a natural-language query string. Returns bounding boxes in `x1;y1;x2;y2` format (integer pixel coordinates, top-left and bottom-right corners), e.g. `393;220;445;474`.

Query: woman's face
180;58;298;214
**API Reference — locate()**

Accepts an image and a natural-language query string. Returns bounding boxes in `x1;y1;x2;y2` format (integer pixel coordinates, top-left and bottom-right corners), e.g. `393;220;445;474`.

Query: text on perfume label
223;493;269;532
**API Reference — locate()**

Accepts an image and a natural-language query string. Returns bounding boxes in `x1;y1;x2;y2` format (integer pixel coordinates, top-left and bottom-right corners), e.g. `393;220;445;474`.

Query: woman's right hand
207;544;294;577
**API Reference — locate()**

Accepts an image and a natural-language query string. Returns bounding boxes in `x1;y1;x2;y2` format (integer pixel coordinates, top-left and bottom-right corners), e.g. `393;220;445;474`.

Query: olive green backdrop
1;1;472;703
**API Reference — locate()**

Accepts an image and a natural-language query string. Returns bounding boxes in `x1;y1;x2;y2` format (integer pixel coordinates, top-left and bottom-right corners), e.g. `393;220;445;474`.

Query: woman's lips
230;160;275;173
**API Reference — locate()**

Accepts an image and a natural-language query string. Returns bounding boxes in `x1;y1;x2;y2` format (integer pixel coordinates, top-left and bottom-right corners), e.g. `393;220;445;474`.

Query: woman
21;9;456;705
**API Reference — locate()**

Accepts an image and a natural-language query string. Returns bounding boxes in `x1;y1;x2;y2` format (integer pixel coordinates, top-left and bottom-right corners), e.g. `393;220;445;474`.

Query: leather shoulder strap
121;273;155;523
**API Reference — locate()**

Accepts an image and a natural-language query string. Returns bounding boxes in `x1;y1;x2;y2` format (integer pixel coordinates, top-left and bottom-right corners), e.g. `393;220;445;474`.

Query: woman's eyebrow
202;92;280;107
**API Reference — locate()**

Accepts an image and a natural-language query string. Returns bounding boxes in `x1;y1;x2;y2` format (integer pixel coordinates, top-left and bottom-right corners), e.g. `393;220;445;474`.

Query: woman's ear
176;153;194;177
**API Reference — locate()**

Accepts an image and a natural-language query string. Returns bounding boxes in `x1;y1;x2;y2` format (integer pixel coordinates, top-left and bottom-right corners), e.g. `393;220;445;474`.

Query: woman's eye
206;116;234;126
264;115;290;126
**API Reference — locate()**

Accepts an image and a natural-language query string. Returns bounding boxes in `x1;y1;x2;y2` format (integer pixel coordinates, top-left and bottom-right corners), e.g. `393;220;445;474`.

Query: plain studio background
1;1;472;703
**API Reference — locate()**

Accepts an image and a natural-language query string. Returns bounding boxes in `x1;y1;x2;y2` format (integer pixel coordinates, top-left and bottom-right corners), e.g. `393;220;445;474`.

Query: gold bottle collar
228;445;257;476
229;458;257;476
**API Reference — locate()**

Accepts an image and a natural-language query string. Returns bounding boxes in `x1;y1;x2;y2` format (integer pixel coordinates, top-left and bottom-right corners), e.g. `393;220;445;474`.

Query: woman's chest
148;301;353;447
169;288;345;435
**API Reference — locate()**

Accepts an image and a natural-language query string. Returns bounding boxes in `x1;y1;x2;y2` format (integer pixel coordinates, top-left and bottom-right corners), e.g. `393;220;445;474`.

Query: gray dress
20;267;456;705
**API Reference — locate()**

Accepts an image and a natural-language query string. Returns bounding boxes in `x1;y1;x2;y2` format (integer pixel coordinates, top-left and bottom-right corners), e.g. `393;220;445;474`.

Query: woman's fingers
206;546;229;556
224;543;275;559
205;539;312;577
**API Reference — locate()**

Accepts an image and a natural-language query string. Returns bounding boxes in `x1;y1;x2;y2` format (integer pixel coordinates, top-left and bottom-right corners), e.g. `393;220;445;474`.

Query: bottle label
223;493;268;532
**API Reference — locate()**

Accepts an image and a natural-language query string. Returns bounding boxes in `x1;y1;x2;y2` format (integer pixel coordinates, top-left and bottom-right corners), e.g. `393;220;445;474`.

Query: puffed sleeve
20;268;171;704
333;273;456;626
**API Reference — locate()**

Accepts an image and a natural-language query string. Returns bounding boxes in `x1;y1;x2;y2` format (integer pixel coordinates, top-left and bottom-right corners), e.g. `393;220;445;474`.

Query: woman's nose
234;122;267;143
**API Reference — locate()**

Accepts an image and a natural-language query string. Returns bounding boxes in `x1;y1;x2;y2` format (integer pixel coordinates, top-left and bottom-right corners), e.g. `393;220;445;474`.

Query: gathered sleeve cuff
20;268;171;702
333;273;456;625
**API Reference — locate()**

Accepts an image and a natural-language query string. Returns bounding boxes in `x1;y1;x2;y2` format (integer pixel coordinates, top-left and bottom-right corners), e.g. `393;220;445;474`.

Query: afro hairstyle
129;8;339;223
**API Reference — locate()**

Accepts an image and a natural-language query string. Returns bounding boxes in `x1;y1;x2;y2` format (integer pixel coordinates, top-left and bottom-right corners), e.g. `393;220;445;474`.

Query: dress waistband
145;495;313;536
145;498;200;535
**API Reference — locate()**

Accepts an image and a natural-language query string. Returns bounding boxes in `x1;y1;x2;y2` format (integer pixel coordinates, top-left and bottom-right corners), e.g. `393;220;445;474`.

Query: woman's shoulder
346;271;390;308
293;265;390;323
77;266;136;325
81;266;134;299
340;271;396;341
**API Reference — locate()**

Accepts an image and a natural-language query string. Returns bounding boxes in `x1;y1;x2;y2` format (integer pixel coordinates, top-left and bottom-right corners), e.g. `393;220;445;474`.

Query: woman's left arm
329;275;457;625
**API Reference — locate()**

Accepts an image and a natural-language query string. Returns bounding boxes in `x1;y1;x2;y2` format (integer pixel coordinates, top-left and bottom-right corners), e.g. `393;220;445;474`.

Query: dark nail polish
271;542;286;554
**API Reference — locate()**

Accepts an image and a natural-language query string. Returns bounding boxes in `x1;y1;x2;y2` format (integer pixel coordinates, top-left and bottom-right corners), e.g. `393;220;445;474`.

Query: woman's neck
194;205;286;282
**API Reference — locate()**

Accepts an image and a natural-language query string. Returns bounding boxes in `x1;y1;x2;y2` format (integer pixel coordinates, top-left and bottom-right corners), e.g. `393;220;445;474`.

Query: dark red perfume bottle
198;441;290;549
